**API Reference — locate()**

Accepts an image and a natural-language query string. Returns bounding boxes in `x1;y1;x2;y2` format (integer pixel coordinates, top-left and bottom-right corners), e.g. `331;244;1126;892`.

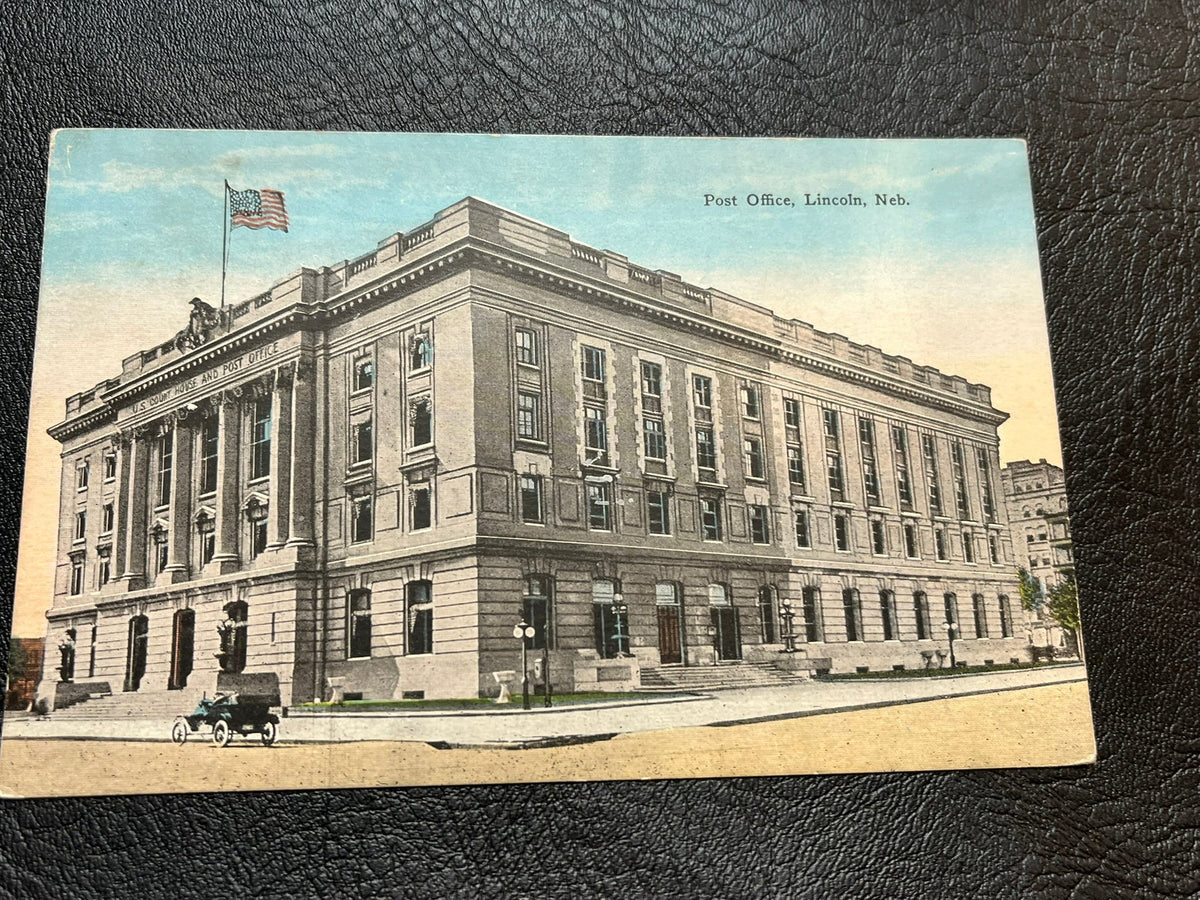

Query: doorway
169;608;195;690
711;607;741;661
124;615;149;692
655;581;684;665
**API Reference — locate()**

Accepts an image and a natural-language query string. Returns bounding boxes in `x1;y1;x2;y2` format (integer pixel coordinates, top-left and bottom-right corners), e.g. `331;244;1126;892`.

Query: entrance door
711;607;741;661
124;615;149;692
169;609;195;690
657;606;682;664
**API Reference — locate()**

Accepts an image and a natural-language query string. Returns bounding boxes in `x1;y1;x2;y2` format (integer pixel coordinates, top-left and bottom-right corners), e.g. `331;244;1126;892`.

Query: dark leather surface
2;3;1198;897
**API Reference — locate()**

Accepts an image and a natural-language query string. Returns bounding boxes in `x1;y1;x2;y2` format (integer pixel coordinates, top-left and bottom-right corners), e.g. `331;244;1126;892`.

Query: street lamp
944;620;958;669
779;598;797;654
512;620;536;710
611;593;629;657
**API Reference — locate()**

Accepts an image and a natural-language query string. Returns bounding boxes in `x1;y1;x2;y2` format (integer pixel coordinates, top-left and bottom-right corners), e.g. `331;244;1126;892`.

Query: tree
1016;567;1043;612
1046;576;1083;661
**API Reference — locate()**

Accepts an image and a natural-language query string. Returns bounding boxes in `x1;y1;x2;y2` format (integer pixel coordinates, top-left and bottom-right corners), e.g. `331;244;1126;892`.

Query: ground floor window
972;593;988;638
802;587;822;642
523;575;553;650
348;588;372;659
943;592;958;633
592;578;628;658
843;588;861;642
913;591;930;640
758;585;776;643
406;581;433;655
880;590;896;640
219;601;248;674
998;594;1013;638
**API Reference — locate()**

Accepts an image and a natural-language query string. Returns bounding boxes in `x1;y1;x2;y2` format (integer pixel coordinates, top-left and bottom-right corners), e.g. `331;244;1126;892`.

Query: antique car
170;672;281;747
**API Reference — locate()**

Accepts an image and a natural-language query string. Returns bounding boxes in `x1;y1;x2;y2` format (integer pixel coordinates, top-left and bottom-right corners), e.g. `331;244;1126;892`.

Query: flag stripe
229;187;289;232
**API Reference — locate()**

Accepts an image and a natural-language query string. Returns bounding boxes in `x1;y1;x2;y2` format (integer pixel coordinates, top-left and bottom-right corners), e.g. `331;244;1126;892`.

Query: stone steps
50;688;208;720
638;662;806;693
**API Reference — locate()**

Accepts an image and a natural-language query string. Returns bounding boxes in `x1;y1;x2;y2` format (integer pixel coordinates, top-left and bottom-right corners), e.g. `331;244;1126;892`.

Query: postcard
1;132;1093;797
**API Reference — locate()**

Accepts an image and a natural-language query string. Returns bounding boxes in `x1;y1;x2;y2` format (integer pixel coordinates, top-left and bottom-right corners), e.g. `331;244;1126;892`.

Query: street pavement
1;664;1086;748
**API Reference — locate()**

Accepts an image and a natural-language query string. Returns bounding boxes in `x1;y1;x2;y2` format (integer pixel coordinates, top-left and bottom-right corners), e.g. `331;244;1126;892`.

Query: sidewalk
1;664;1086;748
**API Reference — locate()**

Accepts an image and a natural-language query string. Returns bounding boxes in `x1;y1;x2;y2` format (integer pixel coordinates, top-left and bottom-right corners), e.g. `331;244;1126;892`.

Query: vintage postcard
1;132;1093;797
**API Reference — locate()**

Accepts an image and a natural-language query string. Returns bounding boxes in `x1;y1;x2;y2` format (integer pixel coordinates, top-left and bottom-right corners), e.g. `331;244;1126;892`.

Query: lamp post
944;620;958;669
512;620;536;710
779;599;796;654
611;593;629;657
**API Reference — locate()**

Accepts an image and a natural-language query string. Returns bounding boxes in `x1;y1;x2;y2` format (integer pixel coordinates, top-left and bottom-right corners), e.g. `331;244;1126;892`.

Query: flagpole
220;180;230;309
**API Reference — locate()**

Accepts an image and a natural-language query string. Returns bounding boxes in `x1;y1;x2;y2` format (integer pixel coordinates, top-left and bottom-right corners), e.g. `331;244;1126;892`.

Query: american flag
228;186;289;232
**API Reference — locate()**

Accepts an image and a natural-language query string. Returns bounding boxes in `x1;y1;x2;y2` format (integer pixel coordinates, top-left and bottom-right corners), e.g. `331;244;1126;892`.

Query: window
592;579;629;659
903;523;918;558
199;415;219;494
951;441;971;519
353;417;373;464
758;586;776;643
523;575;553;650
640;361;662;412
587;481;612;530
977;447;997;523
247;504;268;559
880;590;896;641
97;555;110;588
515;328;538;365
410;397;432;447
935;527;947;560
351;494;373;543
692;374;712;410
76;462;89;490
922;434;943;515
347;589;372;658
989;533;1001;564
517;392;541;440
353;357;374;391
411;485;432;530
843;589;861;642
647;489;671;534
74;511;87;541
744;437;765;480
103;452;117;481
783;397;802;429
520;475;544;524
584;406;609;465
700;497;722;541
410;333;432;371
695;428;717;477
859;417;881;505
251;398;271;481
794;508;811;548
643;417;667;461
101;502;114;534
70;558;84;595
998;595;1013;638
406;581;433;655
741;384;760;419
157;431;173;506
581;345;606;384
972;593;988;638
870;518;886;555
963;531;975;563
823;409;845;501
155;531;170;573
220;601;249;674
197;514;216;565
802;587;822;642
834;513;850;552
750;504;770;544
943;593;958;631
787;446;807;492
913;592;930;640
893;426;914;510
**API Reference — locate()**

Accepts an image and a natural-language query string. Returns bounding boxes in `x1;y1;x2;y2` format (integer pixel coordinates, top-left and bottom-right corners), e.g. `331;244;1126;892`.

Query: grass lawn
293;691;651;712
823;660;1075;680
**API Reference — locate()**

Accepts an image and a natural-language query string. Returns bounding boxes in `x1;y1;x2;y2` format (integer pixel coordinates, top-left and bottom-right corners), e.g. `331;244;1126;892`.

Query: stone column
164;413;194;582
267;368;292;549
110;430;132;584
286;359;316;550
211;391;242;575
119;428;151;591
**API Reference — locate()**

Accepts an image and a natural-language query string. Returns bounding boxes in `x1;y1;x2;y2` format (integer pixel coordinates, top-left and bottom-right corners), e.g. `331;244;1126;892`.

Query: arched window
998;594;1012;638
879;590;896;641
523;576;553;651
913;591;930;640
972;593;988;639
758;586;776;643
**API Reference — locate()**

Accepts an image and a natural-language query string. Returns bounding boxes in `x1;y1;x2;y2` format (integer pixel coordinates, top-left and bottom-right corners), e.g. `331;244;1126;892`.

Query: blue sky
13;132;1058;635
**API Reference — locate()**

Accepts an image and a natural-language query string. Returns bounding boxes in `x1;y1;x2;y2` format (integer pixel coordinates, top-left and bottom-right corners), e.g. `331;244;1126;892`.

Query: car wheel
212;719;232;748
171;721;188;745
261;721;277;746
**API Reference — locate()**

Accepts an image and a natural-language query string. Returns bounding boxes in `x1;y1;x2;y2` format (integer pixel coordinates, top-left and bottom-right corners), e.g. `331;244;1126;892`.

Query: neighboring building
5;636;45;710
39;197;1027;705
1000;459;1073;649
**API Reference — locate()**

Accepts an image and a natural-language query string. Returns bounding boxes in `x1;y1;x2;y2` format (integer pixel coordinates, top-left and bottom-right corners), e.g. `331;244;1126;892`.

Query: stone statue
174;297;222;351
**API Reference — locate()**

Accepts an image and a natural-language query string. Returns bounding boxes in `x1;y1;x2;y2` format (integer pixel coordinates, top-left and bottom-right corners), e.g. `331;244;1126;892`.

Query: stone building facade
39;198;1027;705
